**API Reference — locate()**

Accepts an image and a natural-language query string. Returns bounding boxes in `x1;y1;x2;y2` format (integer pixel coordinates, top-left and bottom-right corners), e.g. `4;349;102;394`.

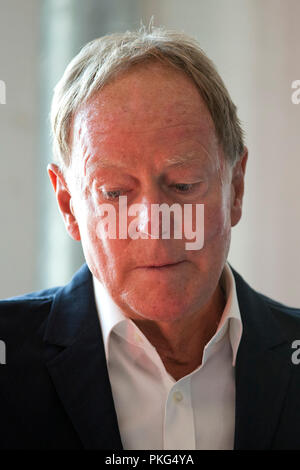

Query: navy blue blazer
0;263;300;449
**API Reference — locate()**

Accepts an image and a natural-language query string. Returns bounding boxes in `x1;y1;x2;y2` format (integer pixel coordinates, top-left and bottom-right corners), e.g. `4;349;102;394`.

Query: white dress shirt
92;263;243;450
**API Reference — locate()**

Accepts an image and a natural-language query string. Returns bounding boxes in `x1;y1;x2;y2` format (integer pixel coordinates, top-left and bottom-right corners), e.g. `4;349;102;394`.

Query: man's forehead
72;100;213;142
71;61;214;135
69;62;218;173
70;120;219;178
70;109;216;173
71;122;218;171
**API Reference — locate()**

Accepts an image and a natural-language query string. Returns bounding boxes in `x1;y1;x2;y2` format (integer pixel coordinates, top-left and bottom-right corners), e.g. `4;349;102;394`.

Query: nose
134;200;167;238
134;201;151;236
127;184;179;239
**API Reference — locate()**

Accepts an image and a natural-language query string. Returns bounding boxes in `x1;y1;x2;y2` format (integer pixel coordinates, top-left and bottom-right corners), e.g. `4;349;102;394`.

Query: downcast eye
172;183;195;193
102;189;124;200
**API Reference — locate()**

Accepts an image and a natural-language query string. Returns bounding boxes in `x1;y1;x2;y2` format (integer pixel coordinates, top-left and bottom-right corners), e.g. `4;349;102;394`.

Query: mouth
139;260;185;269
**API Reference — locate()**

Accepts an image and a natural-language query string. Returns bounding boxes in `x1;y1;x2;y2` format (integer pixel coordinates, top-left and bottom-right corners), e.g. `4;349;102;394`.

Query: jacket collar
43;263;96;347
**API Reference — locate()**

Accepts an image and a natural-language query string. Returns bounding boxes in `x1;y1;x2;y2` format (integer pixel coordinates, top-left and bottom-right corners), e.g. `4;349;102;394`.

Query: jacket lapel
232;269;293;449
43;264;123;450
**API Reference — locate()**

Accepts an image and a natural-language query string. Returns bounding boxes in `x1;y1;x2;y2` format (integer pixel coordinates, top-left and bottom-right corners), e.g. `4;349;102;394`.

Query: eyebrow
164;152;205;168
84;150;208;176
83;154;125;174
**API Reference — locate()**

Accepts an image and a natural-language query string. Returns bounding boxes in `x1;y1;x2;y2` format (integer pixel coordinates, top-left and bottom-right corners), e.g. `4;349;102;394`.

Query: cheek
185;191;231;273
205;203;229;242
202;183;232;249
70;196;107;264
75;199;133;283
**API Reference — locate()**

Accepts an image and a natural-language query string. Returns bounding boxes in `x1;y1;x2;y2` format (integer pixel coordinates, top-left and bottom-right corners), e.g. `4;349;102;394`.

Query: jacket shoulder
0;284;60;303
259;292;300;318
0;285;60;341
231;265;300;335
258;291;300;335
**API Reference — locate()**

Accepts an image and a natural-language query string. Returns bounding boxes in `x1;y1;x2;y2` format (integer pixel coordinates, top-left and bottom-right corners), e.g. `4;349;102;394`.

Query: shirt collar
93;262;243;365
211;262;243;366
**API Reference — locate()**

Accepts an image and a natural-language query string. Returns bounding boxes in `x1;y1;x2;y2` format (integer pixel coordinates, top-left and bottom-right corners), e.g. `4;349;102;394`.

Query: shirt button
173;391;183;403
134;332;143;344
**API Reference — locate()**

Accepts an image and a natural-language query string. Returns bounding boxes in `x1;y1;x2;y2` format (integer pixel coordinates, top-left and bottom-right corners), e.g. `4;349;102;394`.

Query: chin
127;301;191;323
120;282;203;323
118;261;214;322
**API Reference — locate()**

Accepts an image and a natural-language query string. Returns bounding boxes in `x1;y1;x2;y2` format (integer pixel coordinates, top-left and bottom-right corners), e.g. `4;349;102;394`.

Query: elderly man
0;26;300;450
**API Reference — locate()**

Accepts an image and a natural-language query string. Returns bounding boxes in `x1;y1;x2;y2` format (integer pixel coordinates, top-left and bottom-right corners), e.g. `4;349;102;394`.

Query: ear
47;163;81;241
230;147;248;227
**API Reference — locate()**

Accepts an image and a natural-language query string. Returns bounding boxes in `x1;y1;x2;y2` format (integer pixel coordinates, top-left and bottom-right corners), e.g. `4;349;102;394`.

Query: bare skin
133;283;226;380
48;61;247;380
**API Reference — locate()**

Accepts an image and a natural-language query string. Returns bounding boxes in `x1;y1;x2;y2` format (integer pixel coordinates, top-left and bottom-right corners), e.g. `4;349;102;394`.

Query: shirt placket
163;377;196;450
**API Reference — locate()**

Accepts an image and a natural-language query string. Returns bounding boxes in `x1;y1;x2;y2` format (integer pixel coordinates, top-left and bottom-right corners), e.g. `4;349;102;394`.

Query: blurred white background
0;0;299;306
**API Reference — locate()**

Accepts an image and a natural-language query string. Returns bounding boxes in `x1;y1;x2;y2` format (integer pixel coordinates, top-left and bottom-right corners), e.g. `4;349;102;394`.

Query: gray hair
51;24;245;170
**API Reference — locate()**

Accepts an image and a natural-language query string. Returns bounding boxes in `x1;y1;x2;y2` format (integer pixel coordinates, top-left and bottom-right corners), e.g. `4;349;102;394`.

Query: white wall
0;0;39;298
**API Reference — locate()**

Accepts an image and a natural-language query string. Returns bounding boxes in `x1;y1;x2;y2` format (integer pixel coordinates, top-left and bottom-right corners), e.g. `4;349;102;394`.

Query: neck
132;282;226;381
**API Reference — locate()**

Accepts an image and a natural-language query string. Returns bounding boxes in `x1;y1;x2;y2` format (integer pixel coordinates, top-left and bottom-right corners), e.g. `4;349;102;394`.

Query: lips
139;260;184;269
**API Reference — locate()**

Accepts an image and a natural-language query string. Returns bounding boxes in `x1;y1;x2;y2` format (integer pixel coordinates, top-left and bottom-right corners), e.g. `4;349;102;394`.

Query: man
0;25;300;450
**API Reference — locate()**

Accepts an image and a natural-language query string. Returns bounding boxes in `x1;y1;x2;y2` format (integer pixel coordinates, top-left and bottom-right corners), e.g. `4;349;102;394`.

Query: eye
171;183;195;193
101;189;124;200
